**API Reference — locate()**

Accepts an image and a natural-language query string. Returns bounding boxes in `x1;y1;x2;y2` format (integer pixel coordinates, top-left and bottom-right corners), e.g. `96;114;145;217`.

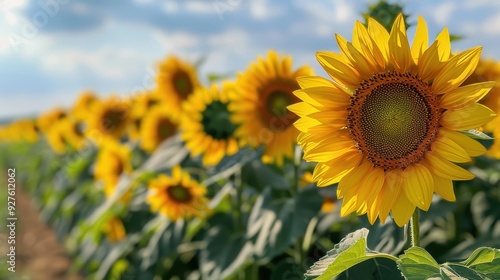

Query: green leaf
399;247;500;280
305;228;399;280
397;247;441;279
460;129;494;140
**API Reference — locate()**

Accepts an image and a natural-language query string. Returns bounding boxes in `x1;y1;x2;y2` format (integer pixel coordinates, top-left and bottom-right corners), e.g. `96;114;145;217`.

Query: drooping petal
402;164;434;211
391;192;416;227
430;172;456;201
439;129;486;157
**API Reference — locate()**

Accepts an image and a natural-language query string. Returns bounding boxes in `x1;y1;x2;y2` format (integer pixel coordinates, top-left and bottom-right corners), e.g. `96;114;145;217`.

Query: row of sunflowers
1;5;500;280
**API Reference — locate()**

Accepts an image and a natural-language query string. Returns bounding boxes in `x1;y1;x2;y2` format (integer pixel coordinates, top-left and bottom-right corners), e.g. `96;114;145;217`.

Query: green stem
234;168;243;232
292;146;301;196
410;209;420;247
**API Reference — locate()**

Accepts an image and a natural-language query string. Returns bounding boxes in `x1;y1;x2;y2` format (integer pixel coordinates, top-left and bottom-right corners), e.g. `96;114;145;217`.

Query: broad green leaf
305;228;399;280
397;247;441;279
399;247;500;280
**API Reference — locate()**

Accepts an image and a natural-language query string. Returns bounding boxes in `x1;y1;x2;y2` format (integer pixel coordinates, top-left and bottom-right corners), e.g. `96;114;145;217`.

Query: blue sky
1;0;500;119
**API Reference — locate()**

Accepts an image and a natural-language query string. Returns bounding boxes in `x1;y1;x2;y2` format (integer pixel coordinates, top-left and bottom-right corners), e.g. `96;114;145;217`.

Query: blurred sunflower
14;119;39;143
103;217;126;243
60;118;87;151
155;56;200;116
128;92;163;141
181;83;239;166
140;107;177;153
45;122;67;154
463;59;500;158
289;14;496;226
229;51;314;166
72;91;99;121
146;166;208;221
37;108;66;133
94;140;133;201
88;96;130;142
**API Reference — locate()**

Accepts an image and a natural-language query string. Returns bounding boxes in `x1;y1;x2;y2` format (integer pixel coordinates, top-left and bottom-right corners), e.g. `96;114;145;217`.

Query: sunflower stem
292;145;302;196
410;209;420;247
234;168;243;232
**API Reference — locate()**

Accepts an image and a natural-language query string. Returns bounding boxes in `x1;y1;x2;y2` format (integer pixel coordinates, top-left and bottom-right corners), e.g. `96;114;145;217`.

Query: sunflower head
154;56;200;116
94;140;132;189
8;119;40;143
140;106;178;153
289;14;496;226
146;166;208;221
128;92;163;141
229;51;314;166
59;118;87;151
37;108;67;133
72;91;99;121
103;217;126;243
182;83;239;166
88;96;130;142
45;120;68;154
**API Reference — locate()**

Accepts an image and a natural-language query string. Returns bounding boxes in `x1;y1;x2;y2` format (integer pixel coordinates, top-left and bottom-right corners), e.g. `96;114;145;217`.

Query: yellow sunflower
10;119;39;143
103;217;126;243
463;59;500;158
289;14;496;226
37;107;66;133
154;56;201;116
140;107;177;153
181;83;239;166
72;91;99;121
94;140;133;200
146;166;208;221
229;51;314;166
128;92;163;141
45;122;67;154
88;96;130;143
59;118;87;151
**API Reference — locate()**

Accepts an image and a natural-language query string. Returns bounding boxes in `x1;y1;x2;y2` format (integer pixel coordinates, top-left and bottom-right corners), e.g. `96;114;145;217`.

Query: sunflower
154;56;200;116
229;51;314;166
11;119;39;143
103;217;126;243
146;166;208;221
140;107;177;153
60;118;87;151
88;96;130;142
128;92;163;141
72;91;99;121
289;14;496;226
463;59;500;158
37;108;66;133
181;83;239;166
45;122;67;154
94;140;133;200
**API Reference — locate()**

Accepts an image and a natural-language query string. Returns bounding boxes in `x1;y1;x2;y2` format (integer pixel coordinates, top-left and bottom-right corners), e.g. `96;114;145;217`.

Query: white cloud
481;13;500;35
185;1;214;14
163;1;179;14
0;0;28;25
429;2;456;25
152;30;200;53
250;0;283;19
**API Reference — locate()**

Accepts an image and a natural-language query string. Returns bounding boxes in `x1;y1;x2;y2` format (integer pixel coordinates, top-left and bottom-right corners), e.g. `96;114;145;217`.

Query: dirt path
8;188;83;280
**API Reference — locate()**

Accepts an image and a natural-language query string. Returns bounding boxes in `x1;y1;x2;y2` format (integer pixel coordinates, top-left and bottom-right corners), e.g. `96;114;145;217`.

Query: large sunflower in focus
463;59;500;158
155;56;200;116
140;107;177;153
88;96;130;142
146;166;208;221
229;51;314;166
182;83;239;166
289;15;496;226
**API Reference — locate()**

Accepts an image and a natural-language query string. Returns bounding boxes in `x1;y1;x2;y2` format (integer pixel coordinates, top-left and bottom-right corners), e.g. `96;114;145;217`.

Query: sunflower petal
411;16;429;63
402;164;434;211
440;81;495;109
367;18;390;62
313;151;363;186
296;76;335;88
430;172;456;201
433;47;482;94
377;169;404;222
439;128;486;157
431;135;471;163
391;192;416;227
337;161;372;198
441;103;496;130
293;86;351;109
353;21;386;69
316;51;361;89
389;14;413;72
425;152;474;180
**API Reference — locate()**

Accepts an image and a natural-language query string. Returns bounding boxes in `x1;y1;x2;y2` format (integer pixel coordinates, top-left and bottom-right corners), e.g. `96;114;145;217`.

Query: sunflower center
172;71;194;99
73;121;85;136
347;72;440;170
167;185;192;202
201;101;237;140
156;118;175;140
262;86;299;131
102;108;127;132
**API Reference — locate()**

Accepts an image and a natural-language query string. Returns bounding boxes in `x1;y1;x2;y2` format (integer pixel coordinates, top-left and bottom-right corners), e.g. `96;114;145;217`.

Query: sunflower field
1;1;500;280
